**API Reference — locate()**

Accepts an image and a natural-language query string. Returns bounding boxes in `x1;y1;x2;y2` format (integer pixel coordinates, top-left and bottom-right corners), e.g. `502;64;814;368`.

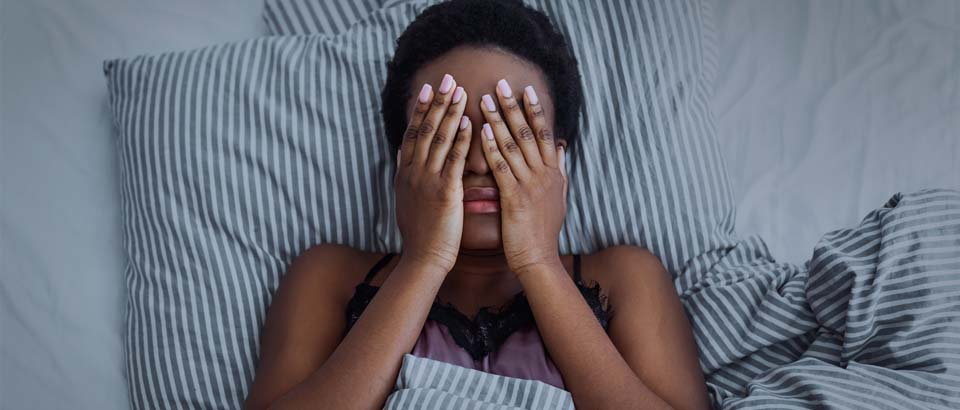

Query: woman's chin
460;215;502;250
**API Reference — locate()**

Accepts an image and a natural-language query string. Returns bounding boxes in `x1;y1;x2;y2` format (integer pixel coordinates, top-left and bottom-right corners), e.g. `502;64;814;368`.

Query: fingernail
418;84;432;103
482;94;496;112
452;86;464;104
497;79;512;98
460;115;469;130
439;74;454;94
524;86;539;105
483;123;494;140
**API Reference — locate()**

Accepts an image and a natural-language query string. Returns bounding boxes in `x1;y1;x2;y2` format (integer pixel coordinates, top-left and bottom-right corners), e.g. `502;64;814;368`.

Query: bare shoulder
579;245;672;303
248;245;393;409
284;243;393;305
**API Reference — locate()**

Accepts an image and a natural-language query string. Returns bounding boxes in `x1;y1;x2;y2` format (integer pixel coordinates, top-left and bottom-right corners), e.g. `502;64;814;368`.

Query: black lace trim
344;278;612;361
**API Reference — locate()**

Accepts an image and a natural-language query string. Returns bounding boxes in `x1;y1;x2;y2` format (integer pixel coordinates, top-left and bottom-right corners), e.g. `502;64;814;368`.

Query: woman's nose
463;123;491;175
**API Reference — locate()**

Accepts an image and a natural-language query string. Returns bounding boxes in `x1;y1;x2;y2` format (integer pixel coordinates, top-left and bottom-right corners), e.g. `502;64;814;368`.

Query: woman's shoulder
579;245;670;305
289;243;397;305
580;245;664;279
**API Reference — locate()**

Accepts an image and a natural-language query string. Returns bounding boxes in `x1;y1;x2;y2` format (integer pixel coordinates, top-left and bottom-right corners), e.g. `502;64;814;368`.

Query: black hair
381;0;584;157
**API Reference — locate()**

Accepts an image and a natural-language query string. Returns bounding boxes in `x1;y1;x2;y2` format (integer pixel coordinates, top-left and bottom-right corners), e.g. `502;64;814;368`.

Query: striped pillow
104;0;734;408
263;0;738;277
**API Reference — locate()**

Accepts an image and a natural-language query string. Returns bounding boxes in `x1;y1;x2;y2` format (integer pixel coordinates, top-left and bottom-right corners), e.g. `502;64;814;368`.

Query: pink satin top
343;253;610;390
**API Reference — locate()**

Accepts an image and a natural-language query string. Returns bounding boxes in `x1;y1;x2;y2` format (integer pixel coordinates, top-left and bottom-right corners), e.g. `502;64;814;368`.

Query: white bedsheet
1;1;264;408
1;0;956;409
712;0;960;264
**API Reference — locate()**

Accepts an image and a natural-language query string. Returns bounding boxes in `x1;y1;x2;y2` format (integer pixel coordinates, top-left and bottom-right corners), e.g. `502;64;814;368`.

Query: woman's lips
464;200;499;214
463;187;499;214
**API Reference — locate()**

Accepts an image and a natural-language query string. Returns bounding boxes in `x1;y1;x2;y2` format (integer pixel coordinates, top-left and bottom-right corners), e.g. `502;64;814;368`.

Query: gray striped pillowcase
261;0;739;279
104;0;736;408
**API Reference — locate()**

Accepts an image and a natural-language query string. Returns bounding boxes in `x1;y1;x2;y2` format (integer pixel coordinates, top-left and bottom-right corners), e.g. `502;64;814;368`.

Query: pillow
262;0;738;278
105;0;736;408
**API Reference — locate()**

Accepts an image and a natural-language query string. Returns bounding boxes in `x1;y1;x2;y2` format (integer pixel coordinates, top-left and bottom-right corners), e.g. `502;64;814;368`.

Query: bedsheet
0;1;264;409
712;0;960;265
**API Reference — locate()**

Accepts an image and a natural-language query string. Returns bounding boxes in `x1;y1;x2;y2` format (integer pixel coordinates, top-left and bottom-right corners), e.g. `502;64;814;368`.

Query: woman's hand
395;74;473;274
478;79;568;275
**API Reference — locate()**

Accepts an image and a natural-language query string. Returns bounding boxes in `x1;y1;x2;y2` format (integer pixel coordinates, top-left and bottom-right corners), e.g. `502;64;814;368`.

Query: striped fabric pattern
385;354;575;410
683;189;960;409
261;0;739;279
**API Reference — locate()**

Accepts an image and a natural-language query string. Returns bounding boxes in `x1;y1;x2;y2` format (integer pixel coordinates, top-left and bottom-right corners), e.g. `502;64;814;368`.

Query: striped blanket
385;189;960;409
386;354;574;410
684;189;960;409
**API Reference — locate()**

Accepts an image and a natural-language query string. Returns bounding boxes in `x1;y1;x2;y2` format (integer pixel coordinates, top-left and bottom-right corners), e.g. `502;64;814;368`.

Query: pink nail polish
460;116;469;130
524;86;539;105
452;86;464;104
418;84;432;103
482;123;494;140
497;79;512;98
482;94;496;112
439;74;454;94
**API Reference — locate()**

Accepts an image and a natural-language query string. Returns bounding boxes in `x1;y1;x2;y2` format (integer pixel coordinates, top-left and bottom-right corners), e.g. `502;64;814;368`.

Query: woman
245;0;708;409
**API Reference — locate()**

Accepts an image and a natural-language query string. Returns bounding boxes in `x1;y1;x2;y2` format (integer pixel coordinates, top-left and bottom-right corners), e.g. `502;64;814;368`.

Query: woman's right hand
394;74;472;274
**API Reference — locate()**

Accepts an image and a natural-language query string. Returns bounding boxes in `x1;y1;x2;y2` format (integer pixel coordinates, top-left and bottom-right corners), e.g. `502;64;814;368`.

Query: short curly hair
381;0;584;157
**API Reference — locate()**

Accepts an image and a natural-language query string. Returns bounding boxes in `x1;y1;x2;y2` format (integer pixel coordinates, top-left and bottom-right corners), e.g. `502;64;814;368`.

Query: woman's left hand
479;79;568;275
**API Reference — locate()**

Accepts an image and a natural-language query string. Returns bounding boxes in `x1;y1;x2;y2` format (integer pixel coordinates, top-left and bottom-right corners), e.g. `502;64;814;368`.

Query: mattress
0;0;956;409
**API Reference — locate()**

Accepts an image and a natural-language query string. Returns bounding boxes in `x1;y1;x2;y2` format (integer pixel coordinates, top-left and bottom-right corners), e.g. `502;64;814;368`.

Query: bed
1;0;956;409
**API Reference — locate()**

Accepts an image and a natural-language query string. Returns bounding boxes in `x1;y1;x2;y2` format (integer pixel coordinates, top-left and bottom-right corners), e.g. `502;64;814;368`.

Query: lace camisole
343;253;611;390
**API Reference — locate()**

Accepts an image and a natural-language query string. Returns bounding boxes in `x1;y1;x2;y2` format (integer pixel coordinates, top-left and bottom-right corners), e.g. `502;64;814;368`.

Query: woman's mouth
464;187;500;214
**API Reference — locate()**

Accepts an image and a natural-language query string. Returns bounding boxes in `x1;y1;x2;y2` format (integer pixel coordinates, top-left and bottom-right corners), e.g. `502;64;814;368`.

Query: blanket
385;189;960;409
386;354;575;409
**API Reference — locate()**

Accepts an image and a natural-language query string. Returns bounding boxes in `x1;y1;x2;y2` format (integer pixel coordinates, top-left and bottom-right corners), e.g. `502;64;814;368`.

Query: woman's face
406;46;563;251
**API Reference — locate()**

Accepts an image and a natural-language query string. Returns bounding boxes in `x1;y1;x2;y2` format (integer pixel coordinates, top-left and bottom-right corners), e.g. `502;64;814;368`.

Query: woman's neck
435;249;521;314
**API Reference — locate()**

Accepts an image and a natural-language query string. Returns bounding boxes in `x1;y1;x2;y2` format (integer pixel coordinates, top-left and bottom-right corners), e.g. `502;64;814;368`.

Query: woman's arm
243;244;447;410
517;246;709;410
475;80;708;408
602;246;710;409
246;73;474;410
